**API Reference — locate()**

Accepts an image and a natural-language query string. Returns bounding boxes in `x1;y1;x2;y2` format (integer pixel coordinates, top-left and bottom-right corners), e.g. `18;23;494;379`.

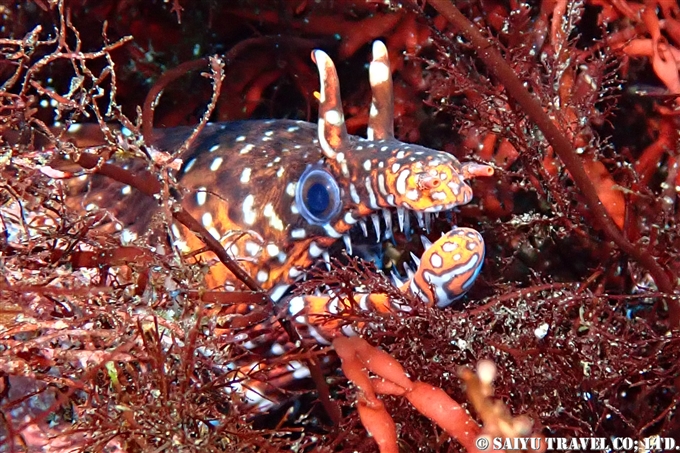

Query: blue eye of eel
296;165;342;226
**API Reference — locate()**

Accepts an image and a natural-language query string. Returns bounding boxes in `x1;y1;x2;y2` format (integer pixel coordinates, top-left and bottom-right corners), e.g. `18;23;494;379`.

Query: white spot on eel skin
291;228;306;239
365;176;379;209
442;241;459;252
270;285;290;303
121;185;131;195
209;144;220;152
266;243;280;257
289;267;302;278
378;174;388;196
406;189;419;201
235;136;246;142
370;61;390;84
309;242;324;258
349;184;361;204
288;296;305;316
239;144;254;154
210;157;223;171
243;194;256;225
240;167;251;183
430;252;443;268
184;158;196;172
286;182;296;197
344;212;358;225
448;181;460;195
245;241;261;256
270;342;285;355
269;212;284;231
396;169;411;195
323;223;342;238
196;189;207;206
325;110;343;126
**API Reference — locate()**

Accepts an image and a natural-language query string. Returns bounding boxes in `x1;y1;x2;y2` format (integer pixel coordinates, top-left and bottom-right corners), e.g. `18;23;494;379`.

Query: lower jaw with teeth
341;208;445;258
302;208;453;290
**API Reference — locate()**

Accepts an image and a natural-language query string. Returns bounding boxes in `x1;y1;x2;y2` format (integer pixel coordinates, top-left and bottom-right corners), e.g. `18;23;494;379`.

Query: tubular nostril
416;172;441;190
462;162;495;179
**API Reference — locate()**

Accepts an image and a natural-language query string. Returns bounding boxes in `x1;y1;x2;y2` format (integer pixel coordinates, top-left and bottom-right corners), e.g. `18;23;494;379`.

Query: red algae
1;1;679;452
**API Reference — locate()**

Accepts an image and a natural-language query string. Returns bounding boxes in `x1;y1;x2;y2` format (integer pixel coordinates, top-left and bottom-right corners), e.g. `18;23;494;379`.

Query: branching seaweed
1;0;679;452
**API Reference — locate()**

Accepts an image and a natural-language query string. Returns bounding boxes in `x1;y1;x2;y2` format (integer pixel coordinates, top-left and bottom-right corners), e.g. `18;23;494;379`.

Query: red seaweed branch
334;336;543;453
421;0;677;315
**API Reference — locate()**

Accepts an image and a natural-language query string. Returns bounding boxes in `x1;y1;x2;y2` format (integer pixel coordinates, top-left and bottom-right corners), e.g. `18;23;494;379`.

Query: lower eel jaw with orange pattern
288;226;486;344
169;41;494;304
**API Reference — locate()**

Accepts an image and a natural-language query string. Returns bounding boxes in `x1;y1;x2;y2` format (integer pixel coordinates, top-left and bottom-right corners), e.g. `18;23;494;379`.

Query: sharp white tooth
359;220;368;237
424;212;432;233
391;270;405;286
397;208;405;232
342;234;353;255
415;212;425;228
403;262;415;279
421;236;433;250
371;213;381;242
323;251;331;270
403;211;410;233
382;209;393;239
409;252;421;267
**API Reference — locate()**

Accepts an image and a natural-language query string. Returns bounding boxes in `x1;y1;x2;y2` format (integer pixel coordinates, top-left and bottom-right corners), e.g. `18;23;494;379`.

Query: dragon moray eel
63;41;493;308
42;40;497;412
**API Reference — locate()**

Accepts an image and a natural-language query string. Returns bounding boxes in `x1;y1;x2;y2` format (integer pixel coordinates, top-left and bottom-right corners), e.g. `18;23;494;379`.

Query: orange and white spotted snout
381;153;494;212
407;227;485;308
